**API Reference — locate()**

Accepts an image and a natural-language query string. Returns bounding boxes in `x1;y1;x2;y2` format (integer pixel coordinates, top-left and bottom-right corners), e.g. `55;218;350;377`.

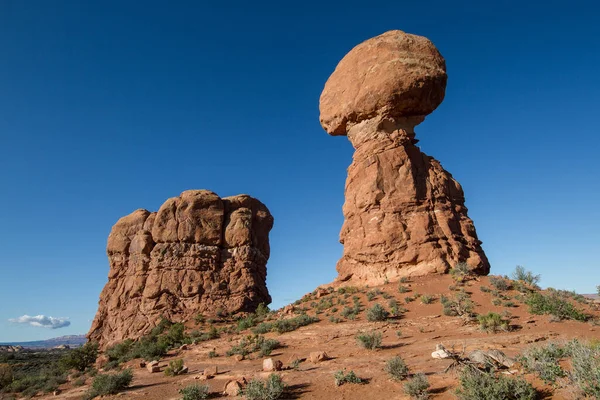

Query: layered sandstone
88;190;273;348
320;30;489;283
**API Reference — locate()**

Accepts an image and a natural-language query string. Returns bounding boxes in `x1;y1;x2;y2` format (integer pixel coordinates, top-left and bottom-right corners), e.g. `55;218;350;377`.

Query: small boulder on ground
204;365;218;378
310;351;329;363
223;378;247;396
431;344;452;359
263;358;283;372
146;360;160;373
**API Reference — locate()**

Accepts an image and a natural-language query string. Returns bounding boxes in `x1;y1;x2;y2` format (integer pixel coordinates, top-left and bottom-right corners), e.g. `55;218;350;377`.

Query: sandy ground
39;274;600;400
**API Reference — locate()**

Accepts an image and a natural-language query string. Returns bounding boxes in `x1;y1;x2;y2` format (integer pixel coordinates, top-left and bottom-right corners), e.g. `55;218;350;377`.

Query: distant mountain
0;334;87;349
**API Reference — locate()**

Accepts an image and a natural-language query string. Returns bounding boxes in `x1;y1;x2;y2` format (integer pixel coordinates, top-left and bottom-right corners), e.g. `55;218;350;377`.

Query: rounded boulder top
319;30;448;136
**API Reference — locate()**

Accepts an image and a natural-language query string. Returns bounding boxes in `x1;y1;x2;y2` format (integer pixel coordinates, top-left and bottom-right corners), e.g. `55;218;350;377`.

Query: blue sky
1;0;598;342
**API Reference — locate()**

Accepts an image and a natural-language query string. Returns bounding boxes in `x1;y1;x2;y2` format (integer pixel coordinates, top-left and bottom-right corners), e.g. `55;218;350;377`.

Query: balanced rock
88;190;274;349
320;30;490;283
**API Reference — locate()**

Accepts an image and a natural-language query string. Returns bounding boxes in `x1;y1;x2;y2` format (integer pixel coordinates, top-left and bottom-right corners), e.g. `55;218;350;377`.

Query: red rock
263;358;283;372
319;30;489;284
204;365;218;378
309;351;329;363
88;190;274;349
223;379;244;396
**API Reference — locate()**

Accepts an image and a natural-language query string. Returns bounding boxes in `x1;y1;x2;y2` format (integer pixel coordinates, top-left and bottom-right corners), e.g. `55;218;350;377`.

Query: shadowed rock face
88;190;273;349
320;30;489;284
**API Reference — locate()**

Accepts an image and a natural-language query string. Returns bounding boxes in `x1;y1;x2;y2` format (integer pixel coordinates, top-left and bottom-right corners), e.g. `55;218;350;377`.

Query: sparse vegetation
164;358;186;376
356;331;382;350
512;266;540;290
518;342;566;384
477;312;510;333
0;364;13;389
251;314;319;334
450;262;471;281
398;285;410;293
489;275;511;291
441;292;475;317
334;369;363;386
85;369;133;399
179;384;210;400
567;339;600;398
404;373;430;399
525;292;587;321
420;294;434;304
226;335;280;358
243;373;285;400
455;368;537;400
58;342;98;372
366;303;390;321
385;356;409;381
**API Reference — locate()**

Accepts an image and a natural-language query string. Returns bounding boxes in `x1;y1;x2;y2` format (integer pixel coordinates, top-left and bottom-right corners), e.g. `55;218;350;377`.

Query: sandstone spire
320;30;490;284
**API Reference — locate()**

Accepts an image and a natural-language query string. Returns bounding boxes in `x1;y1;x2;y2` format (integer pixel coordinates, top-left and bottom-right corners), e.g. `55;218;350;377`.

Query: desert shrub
478;312;510;333
58;342;98;372
366;304;390;321
73;376;86;386
226;335;280;358
512;266;540;289
480;286;491;293
450;262;471;280
0;364;13;389
385;356;409;381
525;292;587;321
106;339;134;364
194;313;205;324
404;373;430;399
337;286;358;294
85;369;133;399
455;368;537;400
518;342;566;384
179;384;210;400
133;336;169;361
405;296;416;303
334;370;363;386
398;285;410;293
356;331;382;350
164;358;186;376
440;292;474;317
271;315;319;333
243;373;285;400
237;314;258;331
597;285;600;296
255;303;270;317
421;295;434;304
567;340;600;397
489;275;511;291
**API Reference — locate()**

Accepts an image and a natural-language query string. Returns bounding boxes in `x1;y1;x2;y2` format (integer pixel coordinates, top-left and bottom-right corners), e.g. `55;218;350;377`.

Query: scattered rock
310;351;329;363
139;361;146;368
88;190;274;349
431;344;452;359
146;360;160;373
179;344;188;351
263;358;283;372
53;390;61;396
204;365;218;378
319;30;489;284
223;379;246;396
234;354;245;362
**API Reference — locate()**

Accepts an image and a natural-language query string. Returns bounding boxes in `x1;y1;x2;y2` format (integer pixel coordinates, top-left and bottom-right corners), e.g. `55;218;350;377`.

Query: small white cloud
9;315;70;329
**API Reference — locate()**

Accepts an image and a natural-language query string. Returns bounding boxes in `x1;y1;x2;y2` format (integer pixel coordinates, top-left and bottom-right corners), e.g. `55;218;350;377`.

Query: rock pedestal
320;30;489;284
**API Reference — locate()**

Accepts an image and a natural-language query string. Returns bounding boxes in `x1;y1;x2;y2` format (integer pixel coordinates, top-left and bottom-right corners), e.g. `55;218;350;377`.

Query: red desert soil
46;274;600;399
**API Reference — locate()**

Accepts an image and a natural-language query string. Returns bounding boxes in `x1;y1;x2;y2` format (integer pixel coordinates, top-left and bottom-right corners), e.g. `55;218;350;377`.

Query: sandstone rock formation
320;30;489;283
88;190;273;349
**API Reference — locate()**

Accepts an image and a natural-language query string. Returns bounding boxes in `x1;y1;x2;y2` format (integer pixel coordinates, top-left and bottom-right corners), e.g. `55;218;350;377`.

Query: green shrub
455;368;537;400
440;292;474;317
567;340;600;398
58;342;98;372
478;312;510;333
194;313;205;324
398;285;410;293
366;304;389;321
404;373;430;399
334;370;363;386
525;292;587;321
511;266;540;289
489;275;511;291
0;364;13;389
255;303;270;317
106;339;134;363
85;369;133;399
356;331;382;350
237;314;258;331
179;384;210;400
480;286;491;293
597;285;600;296
226;335;280;358
518;342;566;384
164;359;186;376
420;295;434;304
450;262;471;280
385;356;409;381
243;373;285;400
